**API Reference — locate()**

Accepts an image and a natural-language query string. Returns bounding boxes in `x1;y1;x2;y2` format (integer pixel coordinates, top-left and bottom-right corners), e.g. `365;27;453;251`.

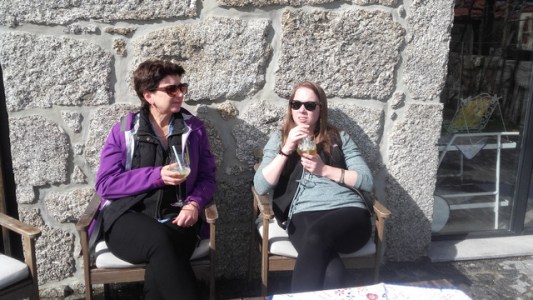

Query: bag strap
346;186;375;217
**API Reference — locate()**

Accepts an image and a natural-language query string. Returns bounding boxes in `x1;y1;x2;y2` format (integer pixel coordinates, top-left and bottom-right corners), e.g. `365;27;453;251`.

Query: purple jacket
90;108;216;237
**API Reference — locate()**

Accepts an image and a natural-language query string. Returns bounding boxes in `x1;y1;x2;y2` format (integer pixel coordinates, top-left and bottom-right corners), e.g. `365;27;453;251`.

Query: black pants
287;207;372;293
105;211;200;300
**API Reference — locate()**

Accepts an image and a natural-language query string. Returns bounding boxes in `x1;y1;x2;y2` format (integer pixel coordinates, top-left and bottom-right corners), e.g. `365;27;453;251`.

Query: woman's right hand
160;164;187;186
285;125;310;151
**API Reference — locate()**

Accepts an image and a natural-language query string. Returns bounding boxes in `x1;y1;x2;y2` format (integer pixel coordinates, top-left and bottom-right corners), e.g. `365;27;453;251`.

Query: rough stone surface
0;32;112;111
329;103;384;172
215;223;252;278
113;38;127;56
104;26;136;36
63;23;98;35
131;17;271;101
391;91;405;109
352;0;396;5
61;111;83;133
233;100;286;166
212;179;253;275
16;185;35;204
19;207;76;284
0;0;197;27
196;112;225;168
218;0;335;6
84;104;138;172
9;115;69;187
73;143;85;156
71;165;88;184
385;103;443;261
44;187;94;223
39;284;80;299
219;0;397;6
217;102;239;120
403;0;454;100
216;180;251;226
275;9;404;99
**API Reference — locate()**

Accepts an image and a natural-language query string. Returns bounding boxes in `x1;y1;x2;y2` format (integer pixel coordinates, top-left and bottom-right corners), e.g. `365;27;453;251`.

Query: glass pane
433;133;520;234
434;2;532;235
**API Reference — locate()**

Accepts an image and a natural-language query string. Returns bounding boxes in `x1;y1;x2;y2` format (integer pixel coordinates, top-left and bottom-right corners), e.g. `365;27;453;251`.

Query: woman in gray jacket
254;81;373;293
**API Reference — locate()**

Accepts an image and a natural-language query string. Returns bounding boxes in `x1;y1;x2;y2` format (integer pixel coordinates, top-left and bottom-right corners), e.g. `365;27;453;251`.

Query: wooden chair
0;212;42;300
249;165;391;296
76;194;218;300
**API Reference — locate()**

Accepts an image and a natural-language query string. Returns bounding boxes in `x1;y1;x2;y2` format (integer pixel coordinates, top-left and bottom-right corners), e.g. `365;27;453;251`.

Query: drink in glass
170;146;190;207
297;136;317;156
297;136;316;186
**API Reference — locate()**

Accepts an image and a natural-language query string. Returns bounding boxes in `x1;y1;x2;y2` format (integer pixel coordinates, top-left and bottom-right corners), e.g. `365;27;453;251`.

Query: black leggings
287;207;372;293
105;211;200;300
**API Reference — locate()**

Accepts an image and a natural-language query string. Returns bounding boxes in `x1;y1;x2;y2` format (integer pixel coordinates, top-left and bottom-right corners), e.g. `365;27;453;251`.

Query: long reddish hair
281;81;340;155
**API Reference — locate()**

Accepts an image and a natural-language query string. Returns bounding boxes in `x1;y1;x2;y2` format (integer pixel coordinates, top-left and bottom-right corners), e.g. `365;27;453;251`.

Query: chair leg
84;283;93;300
260;218;270;297
209;223;216;300
84;277;93;300
103;283;111;300
29;287;39;300
209;261;215;300
373;262;380;283
374;242;383;283
261;254;268;296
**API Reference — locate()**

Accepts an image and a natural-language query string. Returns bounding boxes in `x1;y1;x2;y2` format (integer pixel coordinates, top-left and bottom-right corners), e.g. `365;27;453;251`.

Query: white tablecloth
269;283;472;300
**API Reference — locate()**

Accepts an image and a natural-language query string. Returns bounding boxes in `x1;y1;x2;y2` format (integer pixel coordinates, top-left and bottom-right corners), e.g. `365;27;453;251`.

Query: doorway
433;0;533;237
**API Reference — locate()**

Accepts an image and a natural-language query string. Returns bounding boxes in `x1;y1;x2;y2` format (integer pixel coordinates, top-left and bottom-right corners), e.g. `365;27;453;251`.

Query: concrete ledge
429;236;533;262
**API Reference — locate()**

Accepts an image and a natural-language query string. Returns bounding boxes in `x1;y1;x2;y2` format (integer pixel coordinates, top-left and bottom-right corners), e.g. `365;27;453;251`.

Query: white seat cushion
256;218;376;258
0;254;30;290
94;239;210;269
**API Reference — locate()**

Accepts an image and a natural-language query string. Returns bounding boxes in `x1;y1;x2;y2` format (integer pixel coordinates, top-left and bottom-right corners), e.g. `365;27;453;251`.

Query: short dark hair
133;60;185;106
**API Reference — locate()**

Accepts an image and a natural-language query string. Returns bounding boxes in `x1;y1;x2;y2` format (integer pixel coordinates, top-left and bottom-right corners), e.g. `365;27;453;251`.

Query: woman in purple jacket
95;59;216;300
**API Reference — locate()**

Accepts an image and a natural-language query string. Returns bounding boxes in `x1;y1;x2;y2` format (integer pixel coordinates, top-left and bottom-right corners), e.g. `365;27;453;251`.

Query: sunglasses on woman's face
151;83;189;97
289;100;320;111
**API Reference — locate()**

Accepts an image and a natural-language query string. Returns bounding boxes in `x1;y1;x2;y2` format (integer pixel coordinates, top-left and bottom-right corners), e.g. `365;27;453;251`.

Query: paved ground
88;255;533;299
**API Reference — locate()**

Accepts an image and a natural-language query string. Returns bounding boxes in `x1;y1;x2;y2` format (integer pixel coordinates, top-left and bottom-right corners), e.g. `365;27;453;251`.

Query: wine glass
297;136;316;185
170;146;191;207
297;136;317;156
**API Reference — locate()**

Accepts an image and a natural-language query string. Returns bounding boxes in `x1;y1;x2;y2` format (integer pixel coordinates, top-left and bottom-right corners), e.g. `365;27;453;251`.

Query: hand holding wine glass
297;136;317;185
170;145;190;207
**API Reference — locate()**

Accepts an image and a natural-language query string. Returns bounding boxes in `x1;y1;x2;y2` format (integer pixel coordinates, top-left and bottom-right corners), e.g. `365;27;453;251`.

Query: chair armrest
205;203;218;224
372;198;391;221
371;196;391;250
251;186;273;218
0;212;41;239
76;193;102;232
0;212;41;289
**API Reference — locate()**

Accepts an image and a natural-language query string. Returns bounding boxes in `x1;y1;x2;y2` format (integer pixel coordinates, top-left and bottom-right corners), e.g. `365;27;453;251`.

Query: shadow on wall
330;107;438;262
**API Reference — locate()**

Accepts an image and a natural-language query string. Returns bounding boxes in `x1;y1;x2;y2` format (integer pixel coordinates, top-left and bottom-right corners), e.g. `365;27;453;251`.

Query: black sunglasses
289;100;320;111
150;83;189;97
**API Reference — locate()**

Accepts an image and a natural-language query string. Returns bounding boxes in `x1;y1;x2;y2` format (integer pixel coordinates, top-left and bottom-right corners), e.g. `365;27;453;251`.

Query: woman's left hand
172;202;199;227
300;153;325;175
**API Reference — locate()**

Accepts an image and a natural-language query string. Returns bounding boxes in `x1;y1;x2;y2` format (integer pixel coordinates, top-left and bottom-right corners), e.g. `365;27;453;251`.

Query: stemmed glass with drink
170;145;191;207
297;136;317;156
297;136;317;185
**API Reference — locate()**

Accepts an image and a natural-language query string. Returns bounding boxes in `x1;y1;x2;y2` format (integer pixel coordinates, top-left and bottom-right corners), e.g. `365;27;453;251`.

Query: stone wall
0;0;453;296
